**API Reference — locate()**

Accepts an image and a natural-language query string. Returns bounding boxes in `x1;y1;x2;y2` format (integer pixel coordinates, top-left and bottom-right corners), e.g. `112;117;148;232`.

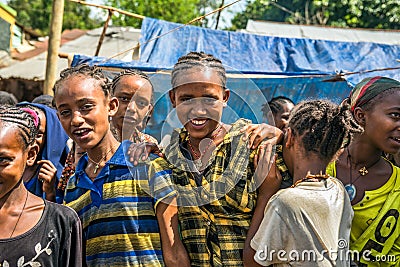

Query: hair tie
21;107;39;127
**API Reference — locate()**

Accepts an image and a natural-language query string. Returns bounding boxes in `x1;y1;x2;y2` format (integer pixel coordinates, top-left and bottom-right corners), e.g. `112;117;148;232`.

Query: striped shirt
63;141;175;267
163;119;259;267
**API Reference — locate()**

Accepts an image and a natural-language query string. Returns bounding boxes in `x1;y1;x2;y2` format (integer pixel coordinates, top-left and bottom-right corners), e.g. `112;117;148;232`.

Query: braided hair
262;96;294;118
53;64;111;97
111;69;154;103
171;51;226;89
288;100;363;162
0;105;39;149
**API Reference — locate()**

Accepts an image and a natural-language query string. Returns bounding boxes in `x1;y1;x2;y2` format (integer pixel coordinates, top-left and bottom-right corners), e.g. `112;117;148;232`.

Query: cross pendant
359;167;368;176
93;164;99;174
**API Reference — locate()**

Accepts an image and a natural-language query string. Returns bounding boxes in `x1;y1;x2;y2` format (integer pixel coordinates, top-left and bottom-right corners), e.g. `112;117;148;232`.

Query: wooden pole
215;0;225;30
95;10;113;56
43;0;64;96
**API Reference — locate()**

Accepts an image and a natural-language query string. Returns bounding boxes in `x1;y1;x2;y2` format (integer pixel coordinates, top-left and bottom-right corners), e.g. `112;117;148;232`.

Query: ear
26;143;39;167
284;127;295;148
169;90;177;108
108;96;119;117
223;88;230;103
353;107;366;126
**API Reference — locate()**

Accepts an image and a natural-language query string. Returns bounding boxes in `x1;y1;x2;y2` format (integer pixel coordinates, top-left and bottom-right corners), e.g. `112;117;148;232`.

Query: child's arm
244;147;282;267
156;197;191;267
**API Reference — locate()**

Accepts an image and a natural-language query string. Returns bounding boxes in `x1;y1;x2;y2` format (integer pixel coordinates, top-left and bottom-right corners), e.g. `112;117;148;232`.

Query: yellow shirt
327;160;400;266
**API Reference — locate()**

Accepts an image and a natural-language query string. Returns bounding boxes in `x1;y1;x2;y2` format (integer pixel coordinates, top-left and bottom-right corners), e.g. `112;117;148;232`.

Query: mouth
123;116;137;124
189;118;208;128
72;128;92;139
390;137;400;144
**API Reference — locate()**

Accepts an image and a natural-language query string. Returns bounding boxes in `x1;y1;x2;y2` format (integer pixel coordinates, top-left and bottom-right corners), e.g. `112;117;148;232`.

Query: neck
346;141;381;167
0;180;26;209
87;131;120;162
291;161;328;184
188;123;224;147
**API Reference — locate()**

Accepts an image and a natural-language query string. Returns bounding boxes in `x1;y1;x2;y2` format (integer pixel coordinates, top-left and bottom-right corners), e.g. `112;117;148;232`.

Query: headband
21;107;40;127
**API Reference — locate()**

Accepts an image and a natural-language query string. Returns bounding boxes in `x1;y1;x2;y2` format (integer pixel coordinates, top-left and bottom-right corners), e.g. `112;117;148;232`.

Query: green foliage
230;0;400;30
7;0;102;35
105;0;214;28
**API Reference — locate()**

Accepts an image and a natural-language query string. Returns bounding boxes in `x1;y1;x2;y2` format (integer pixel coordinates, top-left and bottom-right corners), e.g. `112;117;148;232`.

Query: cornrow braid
262;96;294;117
111;68;153;95
53;64;111;97
0;105;39;149
171;51;226;89
288;100;363;162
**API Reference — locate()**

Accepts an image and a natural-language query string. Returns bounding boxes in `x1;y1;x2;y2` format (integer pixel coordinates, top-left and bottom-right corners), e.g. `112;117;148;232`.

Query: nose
190;99;207;116
71;111;84;126
127;100;137;113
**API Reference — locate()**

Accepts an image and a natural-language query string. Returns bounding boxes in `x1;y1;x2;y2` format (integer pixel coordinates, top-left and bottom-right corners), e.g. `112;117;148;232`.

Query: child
262;96;295;131
0;105;82;266
327;76;400;266
53;64;183;266
110;69;158;143
17;102;70;203
160;51;281;266
248;100;362;266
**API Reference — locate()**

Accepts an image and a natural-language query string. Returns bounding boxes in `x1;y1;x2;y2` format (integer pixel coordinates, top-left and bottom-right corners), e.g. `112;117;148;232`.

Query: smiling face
169;70;229;140
360;90;400;154
112;75;153;133
54;75;118;150
0;125;37;199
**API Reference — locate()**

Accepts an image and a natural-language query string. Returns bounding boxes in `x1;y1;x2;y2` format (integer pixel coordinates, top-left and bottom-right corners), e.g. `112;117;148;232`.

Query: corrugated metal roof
0;26;139;80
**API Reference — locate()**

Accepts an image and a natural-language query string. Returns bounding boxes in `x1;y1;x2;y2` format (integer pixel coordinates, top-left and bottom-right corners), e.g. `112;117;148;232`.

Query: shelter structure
71;18;400;140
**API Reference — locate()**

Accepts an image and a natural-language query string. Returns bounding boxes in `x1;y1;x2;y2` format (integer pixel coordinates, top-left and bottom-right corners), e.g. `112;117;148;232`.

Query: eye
181;98;194;104
389;112;400;119
136;99;149;108
59;110;71;117
81;104;94;111
118;96;130;103
0;157;11;165
202;98;218;105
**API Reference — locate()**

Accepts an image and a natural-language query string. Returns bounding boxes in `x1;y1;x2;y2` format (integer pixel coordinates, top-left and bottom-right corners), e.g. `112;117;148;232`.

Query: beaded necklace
291;171;330;188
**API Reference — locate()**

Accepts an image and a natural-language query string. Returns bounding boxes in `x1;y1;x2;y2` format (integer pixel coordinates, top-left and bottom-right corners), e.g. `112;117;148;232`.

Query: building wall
0;18;11;52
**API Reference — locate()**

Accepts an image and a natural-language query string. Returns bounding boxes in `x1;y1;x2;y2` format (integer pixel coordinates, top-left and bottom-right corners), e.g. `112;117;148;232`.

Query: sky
1;0;246;29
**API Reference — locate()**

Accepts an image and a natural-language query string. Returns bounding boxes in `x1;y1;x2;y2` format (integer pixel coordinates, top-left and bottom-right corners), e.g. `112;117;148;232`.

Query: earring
223;102;227;107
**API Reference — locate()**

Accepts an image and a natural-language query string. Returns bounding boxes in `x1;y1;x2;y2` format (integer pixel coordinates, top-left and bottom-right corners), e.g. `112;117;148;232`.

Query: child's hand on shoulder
128;142;163;165
241;123;283;149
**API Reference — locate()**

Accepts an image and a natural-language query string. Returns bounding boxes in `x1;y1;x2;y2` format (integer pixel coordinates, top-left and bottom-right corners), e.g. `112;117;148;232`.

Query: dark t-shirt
0;200;83;267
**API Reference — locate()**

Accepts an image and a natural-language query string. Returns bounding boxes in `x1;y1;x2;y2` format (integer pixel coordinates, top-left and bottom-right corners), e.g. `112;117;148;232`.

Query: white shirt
251;177;353;267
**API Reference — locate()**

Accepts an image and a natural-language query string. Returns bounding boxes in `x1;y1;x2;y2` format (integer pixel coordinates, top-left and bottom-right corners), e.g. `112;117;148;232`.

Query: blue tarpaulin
71;18;400;141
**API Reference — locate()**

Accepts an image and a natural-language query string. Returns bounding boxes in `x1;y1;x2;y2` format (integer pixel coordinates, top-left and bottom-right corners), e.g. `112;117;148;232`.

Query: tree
229;0;400;30
105;0;216;28
7;0;102;35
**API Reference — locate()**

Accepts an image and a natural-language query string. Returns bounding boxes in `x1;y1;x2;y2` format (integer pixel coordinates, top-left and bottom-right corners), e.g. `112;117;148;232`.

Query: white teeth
191;119;206;125
75;129;87;134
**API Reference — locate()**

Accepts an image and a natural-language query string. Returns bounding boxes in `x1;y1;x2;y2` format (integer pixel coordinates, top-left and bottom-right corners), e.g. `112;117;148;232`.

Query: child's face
273;102;294;131
0;126;37;199
54;75;118;150
169;70;229;140
35;109;46;152
357;90;400;154
112;75;153;133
